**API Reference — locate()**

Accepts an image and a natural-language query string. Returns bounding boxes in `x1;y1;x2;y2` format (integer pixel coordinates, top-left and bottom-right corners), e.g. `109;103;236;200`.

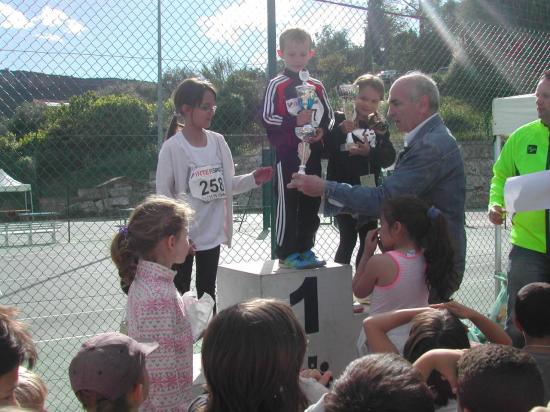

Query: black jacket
325;111;396;186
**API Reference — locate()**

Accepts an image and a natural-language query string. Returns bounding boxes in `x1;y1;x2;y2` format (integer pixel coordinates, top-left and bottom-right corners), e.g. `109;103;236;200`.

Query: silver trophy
295;69;316;174
337;83;359;150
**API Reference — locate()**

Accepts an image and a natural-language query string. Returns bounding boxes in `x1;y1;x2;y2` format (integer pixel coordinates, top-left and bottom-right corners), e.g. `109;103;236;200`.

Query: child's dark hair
324;353;434;412
458;344;544;412
166;78;217;139
403;309;470;407
515;282;550;338
0;305;37;376
110;195;192;294
381;195;457;301
200;298;308;412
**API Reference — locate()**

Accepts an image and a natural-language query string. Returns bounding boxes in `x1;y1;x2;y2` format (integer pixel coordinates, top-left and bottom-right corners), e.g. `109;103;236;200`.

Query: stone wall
39;140;497;214
460;140;495;209
40;174;155;216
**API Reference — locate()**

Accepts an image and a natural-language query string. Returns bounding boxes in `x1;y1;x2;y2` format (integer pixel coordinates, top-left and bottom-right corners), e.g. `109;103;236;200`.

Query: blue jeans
506;245;550;347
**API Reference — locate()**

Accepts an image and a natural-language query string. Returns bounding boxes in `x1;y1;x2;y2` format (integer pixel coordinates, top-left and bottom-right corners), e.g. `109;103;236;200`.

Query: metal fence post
66;185;71;243
267;0;277;259
261;147;271;231
494;134;503;298
156;0;164;151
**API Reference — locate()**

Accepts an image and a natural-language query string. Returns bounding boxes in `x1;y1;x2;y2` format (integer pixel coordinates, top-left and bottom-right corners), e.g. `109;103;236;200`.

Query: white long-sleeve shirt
156;130;258;248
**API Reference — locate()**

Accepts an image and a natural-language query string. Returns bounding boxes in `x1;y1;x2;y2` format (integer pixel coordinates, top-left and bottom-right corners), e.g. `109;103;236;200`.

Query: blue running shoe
279;252;302;269
298;250;326;269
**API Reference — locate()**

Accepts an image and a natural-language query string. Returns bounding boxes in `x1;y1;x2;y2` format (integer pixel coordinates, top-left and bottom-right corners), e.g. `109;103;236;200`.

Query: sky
0;0;369;82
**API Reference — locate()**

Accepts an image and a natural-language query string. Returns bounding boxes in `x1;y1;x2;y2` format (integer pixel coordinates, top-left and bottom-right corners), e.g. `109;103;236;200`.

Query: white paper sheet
504;170;550;214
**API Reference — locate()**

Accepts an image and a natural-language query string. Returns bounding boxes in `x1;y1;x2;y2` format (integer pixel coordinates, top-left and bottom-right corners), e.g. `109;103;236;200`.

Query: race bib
360;174;376;188
188;164;226;202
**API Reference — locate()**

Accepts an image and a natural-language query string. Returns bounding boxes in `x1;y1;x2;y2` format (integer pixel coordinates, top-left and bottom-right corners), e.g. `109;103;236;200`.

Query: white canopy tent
492;93;537;136
0;169;34;213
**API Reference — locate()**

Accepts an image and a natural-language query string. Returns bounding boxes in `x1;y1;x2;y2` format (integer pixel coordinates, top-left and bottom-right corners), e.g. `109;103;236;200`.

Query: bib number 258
200;177;224;196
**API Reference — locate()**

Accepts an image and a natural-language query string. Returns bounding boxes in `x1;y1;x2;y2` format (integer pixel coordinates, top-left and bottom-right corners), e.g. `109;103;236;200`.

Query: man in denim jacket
289;72;466;299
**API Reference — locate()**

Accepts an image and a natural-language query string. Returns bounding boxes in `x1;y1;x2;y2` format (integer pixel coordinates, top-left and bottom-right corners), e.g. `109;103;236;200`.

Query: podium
217;260;368;376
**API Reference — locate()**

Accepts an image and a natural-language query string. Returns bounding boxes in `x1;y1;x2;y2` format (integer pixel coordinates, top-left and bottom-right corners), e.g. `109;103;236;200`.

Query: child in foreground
364;301;511;410
353;195;458;352
188;298;331;412
306;353;434;412
414;344;544;412
0;305;37;409
514;282;550;402
69;332;157;412
14;367;47;412
111;195;207;411
353;195;458;305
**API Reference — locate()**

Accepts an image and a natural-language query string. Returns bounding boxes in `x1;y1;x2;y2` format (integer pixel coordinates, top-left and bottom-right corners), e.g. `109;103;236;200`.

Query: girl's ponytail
110;229;138;294
165;115;180;141
421;207;457;302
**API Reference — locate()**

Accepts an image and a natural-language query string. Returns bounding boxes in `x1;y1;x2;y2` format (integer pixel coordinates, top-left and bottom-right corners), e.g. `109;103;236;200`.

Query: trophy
337;83;359;150
295;69;316;174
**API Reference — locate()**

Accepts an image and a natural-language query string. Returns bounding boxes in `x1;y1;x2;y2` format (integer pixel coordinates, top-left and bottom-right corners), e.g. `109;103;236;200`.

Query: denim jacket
324;114;466;292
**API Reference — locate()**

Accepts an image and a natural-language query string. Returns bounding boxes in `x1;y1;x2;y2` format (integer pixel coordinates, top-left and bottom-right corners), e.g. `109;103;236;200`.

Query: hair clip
427;206;441;220
118;225;129;239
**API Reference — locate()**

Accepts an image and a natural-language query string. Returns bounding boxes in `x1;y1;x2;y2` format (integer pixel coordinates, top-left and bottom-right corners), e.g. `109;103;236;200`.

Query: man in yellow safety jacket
489;70;550;347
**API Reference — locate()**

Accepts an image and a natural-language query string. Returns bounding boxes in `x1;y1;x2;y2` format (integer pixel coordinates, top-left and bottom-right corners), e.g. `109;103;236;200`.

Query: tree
17;92;155;185
457;0;550;32
201;58;235;90
438;1;548;112
161;67;196;98
201;61;267;141
366;0;388;71
96;81;157;103
222;68;266;132
312;27;364;93
7;102;50;140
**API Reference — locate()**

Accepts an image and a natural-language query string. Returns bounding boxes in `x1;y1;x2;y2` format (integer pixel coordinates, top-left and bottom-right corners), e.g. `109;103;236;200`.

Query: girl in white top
156;78;272;303
353;195;457;352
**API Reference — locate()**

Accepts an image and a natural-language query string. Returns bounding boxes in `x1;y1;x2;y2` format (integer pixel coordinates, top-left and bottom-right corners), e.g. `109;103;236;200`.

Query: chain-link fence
1;0;549;409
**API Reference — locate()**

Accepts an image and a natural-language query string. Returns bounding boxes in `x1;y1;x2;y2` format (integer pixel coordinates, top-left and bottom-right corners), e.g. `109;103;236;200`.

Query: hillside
0;70;152;116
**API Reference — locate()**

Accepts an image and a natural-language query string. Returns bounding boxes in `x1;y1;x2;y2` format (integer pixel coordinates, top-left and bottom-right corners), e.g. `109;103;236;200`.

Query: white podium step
217;260;368;376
